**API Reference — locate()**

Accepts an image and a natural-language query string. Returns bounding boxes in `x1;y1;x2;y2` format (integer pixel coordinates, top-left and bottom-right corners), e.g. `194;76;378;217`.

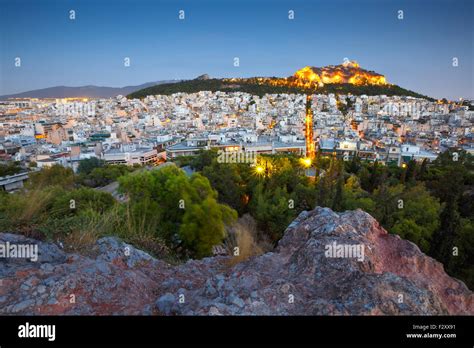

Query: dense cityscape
1;83;472;184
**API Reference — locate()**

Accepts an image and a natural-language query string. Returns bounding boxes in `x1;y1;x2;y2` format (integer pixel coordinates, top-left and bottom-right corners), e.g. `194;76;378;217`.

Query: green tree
341;175;376;213
82;164;133;187
119;165;237;258
404;160;418;184
190;149;218;171
430;166;464;268
293;182;317;211
0;162;22;177
28;165;75;189
49;187;116;218
391;184;441;252
367;160;386;192
345;154;361;174
418;158;428;180
180;196;237;258
332;176;344;211
77;157;104;175
450;219;474;289
202;162;247;215
249;183;295;242
431;198;461;267
372;184;404;226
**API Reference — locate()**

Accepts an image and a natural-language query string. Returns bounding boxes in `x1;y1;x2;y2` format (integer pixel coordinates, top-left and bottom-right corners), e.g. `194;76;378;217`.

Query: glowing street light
301;157;312;168
255;166;265;175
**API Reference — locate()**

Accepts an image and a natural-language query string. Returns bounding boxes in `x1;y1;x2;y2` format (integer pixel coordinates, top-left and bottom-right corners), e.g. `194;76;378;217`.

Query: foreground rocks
0;207;472;315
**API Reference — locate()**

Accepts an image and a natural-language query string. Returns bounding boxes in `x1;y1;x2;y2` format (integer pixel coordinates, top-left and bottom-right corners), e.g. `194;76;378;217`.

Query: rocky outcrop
0;207;472;315
195;74;210;80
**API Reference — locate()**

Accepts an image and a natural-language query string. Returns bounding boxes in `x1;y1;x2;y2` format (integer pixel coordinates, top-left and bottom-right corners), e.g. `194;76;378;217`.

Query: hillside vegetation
127;78;432;99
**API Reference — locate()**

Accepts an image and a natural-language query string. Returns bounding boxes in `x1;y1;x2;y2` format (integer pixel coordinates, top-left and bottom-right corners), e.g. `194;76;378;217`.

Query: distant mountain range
0;81;179;100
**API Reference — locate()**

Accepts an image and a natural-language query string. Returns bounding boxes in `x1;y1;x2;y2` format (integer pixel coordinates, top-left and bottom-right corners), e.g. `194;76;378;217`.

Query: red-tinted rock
0;207;472;315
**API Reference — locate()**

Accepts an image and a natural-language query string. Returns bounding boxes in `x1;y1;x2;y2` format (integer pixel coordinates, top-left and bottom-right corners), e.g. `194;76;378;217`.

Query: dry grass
59;208;107;255
0;188;57;238
1;187;171;261
62;227;100;255
225;214;267;266
15;189;55;224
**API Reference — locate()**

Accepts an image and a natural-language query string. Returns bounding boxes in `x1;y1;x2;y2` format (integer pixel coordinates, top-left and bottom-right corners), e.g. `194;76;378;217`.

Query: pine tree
430;167;463;270
332;176;344;211
432;199;461;270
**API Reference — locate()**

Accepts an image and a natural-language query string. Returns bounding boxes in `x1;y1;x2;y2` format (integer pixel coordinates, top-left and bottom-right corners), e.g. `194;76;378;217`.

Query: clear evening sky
0;0;472;99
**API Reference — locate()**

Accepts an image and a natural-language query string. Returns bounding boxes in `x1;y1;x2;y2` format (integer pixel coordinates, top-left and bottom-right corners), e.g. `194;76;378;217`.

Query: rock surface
0;207;472;315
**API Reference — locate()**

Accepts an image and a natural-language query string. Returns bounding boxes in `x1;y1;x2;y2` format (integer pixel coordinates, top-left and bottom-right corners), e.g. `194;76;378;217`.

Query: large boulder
0;207;472;315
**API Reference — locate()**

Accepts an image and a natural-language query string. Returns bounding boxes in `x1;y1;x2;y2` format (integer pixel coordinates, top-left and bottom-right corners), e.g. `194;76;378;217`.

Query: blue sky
0;0;472;99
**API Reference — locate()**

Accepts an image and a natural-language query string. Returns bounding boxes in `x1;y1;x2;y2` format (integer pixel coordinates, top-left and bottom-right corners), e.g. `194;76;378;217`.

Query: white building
103;146;158;165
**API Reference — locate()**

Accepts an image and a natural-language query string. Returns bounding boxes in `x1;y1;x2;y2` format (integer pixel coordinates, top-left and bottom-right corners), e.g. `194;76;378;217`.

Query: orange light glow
222;61;388;91
301;157;312;167
305;95;315;160
292;61;388;89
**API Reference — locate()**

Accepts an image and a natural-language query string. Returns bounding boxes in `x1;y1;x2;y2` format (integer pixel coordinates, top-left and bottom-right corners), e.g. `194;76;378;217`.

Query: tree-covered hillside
127;78;433;100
